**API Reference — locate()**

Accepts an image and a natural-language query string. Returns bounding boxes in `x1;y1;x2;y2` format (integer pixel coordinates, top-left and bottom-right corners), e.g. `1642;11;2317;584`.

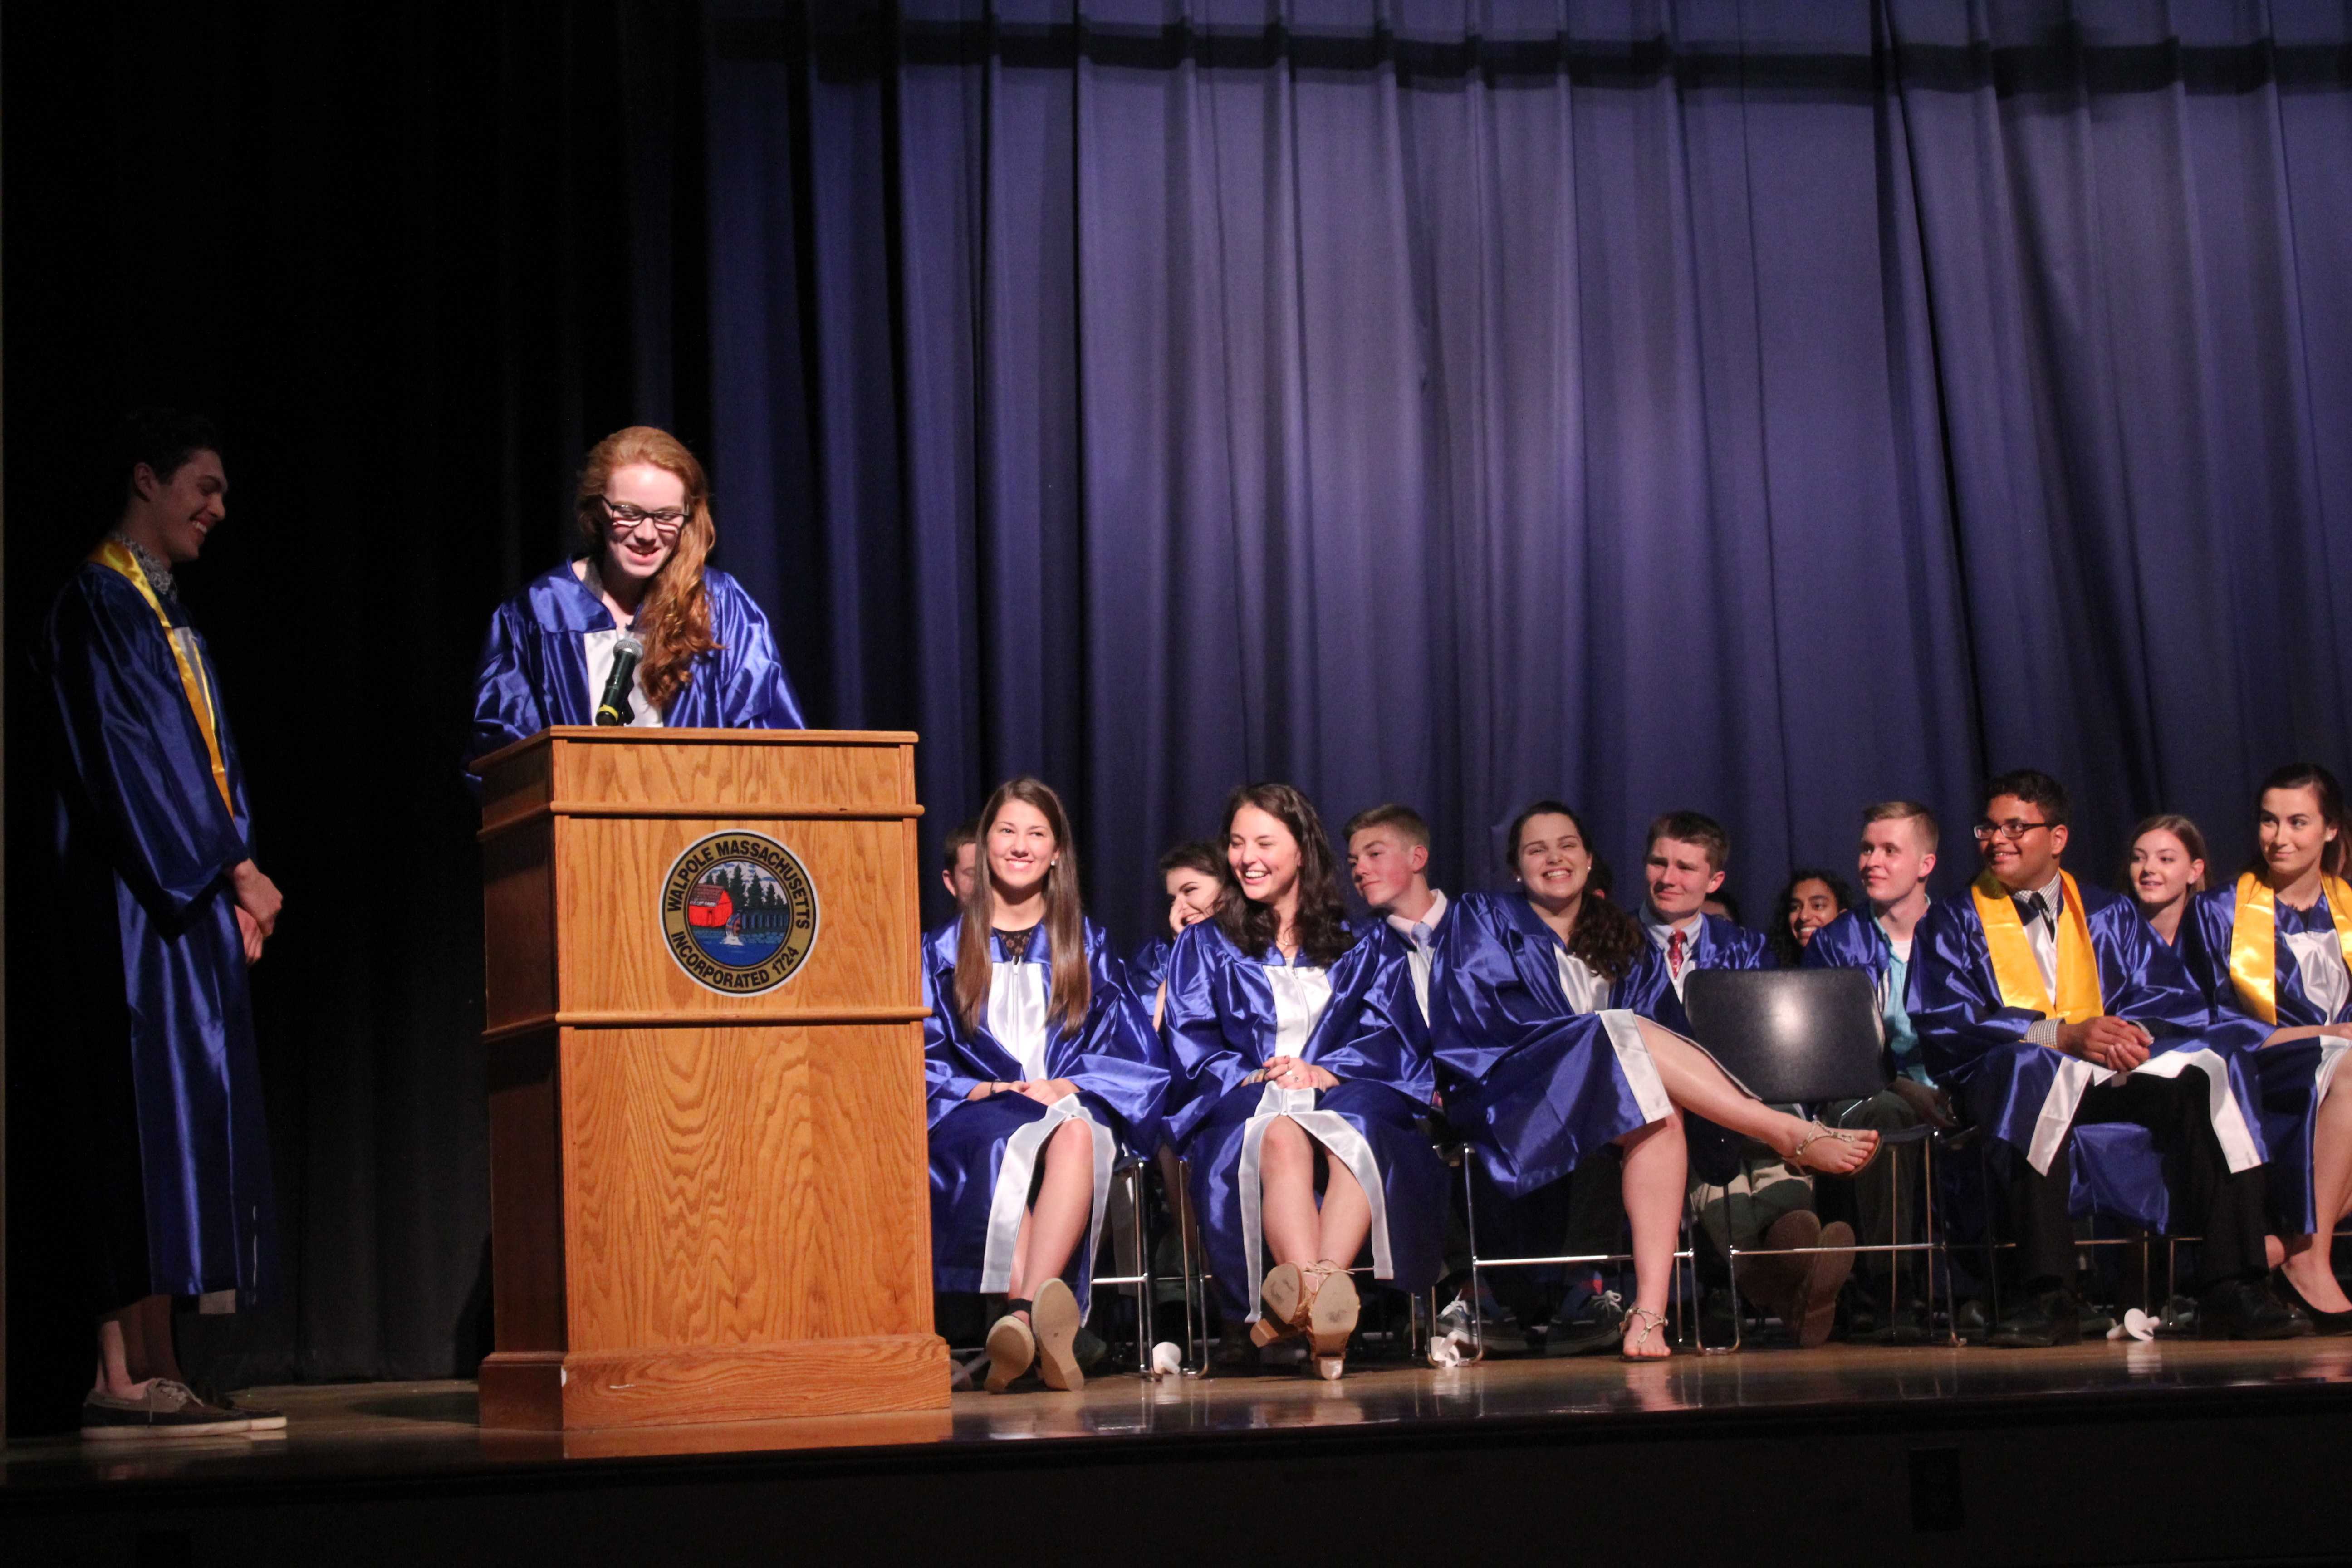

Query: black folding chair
1683;968;1959;1350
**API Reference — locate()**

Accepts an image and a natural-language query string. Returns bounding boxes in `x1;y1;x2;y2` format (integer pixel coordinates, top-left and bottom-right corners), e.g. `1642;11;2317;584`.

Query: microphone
595;634;644;726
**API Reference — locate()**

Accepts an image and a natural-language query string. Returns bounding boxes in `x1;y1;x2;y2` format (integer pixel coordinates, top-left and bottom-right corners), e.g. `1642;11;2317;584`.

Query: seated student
1433;802;1879;1358
1131;841;1225;1028
1161;784;1450;1379
1911;768;2301;1344
937;818;980;915
923;778;1168;1392
1612;814;1850;1341
2125;813;2210;951
2181;765;2352;1332
1621;812;1774;1026
1702;890;1744;926
1803;802;1950;1342
1345;804;1449;1024
1770;868;1854;970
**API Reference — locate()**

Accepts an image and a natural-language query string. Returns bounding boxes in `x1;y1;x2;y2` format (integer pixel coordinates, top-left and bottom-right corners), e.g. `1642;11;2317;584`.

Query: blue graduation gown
1801;906;1933;1086
1428;892;1673;1195
42;561;279;1307
1128;936;1174;998
1613;913;1773;1036
1161;921;1448;1318
467;562;806;768
922;917;1166;1315
1911;879;2262;1230
2183;888;2351;1234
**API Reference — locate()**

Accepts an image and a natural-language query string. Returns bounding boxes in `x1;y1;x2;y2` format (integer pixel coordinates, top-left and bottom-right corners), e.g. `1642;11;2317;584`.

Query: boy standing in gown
43;412;287;1436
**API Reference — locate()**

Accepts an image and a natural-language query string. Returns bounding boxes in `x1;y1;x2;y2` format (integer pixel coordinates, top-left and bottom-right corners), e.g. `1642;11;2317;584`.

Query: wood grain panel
560;1024;935;1351
555;817;920;1015
557;1338;949;1427
486;1030;567;1354
556;732;914;813
477;740;553;834
481;817;556;1030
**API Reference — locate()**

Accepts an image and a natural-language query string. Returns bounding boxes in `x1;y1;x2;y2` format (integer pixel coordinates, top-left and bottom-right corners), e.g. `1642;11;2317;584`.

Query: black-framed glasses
598;497;688;534
1973;818;2052;843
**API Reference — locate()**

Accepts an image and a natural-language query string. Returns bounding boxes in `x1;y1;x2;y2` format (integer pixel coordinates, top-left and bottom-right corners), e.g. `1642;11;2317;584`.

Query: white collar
1385;889;1448;944
1644;907;1703;945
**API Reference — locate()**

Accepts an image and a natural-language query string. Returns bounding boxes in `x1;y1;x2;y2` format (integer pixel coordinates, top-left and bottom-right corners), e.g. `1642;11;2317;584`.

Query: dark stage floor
10;1340;2352;1563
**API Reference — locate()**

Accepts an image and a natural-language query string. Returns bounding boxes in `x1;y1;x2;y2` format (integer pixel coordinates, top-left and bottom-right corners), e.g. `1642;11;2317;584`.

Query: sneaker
216;1396;288;1432
1547;1290;1629;1358
1435;1298;1477;1348
81;1380;254;1441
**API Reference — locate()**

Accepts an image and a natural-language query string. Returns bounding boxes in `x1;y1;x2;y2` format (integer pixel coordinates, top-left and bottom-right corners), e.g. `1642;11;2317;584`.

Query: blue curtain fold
704;0;2352;940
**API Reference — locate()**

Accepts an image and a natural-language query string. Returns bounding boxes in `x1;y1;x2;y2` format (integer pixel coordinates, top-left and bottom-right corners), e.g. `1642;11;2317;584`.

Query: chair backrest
1682;968;1885;1106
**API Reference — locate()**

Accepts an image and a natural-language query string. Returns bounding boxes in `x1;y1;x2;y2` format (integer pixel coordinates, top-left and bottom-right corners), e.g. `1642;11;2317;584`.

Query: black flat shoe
1988;1288;2082;1348
2273;1270;2352;1336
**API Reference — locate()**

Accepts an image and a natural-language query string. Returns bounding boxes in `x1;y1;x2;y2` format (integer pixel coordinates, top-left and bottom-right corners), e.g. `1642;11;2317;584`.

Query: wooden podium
471;727;947;1430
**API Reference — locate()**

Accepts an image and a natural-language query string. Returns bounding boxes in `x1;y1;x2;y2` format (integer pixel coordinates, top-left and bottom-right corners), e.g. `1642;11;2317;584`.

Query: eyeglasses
598;497;689;534
1972;818;2052;843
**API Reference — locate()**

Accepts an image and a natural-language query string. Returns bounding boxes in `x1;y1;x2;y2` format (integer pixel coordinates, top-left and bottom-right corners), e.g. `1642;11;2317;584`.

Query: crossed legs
1259;1114;1373;1271
1005;1118;1099;1303
1613;1019;1880;1357
2280;1068;2352;1314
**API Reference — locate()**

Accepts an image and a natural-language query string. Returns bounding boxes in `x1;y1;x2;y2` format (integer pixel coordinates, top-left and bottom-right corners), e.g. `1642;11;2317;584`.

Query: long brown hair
1507;799;1645;982
954;777;1092;1036
1215;783;1354;968
575;426;720;710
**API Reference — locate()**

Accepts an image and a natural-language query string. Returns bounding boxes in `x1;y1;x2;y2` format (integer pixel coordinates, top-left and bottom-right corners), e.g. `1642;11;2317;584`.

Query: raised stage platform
9;1340;2352;1563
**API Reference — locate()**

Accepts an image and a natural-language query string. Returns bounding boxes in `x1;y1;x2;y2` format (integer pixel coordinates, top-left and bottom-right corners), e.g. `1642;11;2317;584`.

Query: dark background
7;0;2351;1432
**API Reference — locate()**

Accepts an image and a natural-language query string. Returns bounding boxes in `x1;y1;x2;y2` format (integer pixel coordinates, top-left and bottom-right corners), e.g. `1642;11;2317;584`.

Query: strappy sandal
1618;1306;1671;1361
1252;1262;1310;1347
1305;1261;1360;1381
1786;1121;1878;1176
1031;1278;1086;1391
984;1301;1037;1393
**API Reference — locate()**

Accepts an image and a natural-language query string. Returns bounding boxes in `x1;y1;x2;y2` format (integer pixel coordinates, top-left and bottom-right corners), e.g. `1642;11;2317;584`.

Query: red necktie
1668;929;1686;977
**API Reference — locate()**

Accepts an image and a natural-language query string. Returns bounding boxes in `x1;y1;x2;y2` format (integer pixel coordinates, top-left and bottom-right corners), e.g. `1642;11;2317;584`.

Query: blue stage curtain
704;0;2352;941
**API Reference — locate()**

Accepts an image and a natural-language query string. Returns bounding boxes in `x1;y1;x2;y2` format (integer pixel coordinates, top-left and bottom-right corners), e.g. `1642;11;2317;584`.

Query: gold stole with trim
2229;870;2352;1026
89;540;236;816
1971;869;2104;1023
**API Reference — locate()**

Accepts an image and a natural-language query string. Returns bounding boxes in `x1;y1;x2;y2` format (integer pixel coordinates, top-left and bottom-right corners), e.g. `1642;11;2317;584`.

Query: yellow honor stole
2228;870;2352;1025
1971;869;2104;1023
89;539;236;816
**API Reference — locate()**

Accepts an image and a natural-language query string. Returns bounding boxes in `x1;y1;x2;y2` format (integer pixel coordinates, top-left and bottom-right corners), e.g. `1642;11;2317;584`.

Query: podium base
478;1334;951;1431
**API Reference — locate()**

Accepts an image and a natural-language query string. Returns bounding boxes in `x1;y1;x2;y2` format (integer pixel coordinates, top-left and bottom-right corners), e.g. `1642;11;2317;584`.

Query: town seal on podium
659;830;820;995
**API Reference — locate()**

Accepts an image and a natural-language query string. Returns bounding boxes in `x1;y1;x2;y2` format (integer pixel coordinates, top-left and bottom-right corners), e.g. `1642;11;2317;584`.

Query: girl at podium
467;426;804;767
1161;783;1450;1380
922;777;1168;1392
2181;765;2352;1331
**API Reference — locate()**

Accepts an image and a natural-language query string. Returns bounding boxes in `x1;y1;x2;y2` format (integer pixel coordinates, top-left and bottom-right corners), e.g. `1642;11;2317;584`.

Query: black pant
2010;1067;2267;1293
1818;1088;1926;1285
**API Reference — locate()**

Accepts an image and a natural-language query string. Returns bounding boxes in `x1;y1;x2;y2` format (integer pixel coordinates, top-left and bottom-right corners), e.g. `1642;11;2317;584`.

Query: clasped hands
1248;1054;1339;1092
230;858;283;968
2057;1015;2155;1072
968;1077;1081;1104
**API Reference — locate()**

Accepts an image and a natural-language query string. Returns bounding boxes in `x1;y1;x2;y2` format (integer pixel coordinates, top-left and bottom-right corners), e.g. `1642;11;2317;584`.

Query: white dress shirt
1384;889;1449;1023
